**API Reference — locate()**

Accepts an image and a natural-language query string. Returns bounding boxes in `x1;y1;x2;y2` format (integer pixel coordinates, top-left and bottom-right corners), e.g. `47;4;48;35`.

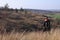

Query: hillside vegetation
0;10;59;33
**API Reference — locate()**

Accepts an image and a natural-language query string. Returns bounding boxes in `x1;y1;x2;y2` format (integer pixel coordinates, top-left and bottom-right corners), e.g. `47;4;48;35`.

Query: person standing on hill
43;17;51;31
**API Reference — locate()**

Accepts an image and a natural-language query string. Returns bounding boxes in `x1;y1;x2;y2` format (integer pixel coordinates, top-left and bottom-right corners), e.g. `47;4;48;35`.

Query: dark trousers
43;26;51;32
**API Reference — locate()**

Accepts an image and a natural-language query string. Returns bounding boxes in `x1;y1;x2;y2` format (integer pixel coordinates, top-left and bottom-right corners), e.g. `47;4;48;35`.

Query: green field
47;14;60;19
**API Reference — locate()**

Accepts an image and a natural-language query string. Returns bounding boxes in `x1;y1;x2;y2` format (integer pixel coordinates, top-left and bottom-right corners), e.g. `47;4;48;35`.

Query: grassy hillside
0;10;59;33
0;11;44;32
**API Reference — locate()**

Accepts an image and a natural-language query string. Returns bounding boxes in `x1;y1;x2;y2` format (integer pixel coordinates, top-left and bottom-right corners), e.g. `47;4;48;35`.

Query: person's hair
45;17;48;19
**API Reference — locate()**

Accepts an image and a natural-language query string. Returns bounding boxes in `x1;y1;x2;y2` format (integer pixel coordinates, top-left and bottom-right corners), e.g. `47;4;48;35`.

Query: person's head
44;17;48;21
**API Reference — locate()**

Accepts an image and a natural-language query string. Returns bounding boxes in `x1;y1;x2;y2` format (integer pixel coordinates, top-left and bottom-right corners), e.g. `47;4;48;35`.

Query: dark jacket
43;19;51;31
44;20;50;27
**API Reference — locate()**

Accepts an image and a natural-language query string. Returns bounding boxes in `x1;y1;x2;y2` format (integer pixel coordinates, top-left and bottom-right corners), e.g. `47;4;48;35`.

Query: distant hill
24;9;60;14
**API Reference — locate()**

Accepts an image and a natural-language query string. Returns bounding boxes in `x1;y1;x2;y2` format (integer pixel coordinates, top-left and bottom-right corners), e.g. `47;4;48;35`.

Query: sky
0;0;60;10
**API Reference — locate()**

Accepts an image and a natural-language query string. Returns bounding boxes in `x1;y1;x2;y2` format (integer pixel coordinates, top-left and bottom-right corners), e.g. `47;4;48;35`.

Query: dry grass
0;29;60;40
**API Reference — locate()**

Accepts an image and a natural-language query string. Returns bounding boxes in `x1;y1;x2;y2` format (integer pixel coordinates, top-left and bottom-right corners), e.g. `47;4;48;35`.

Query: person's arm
43;21;45;27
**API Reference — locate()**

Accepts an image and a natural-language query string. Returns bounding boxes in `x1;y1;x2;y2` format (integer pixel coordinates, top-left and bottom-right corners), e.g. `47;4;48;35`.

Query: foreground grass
0;29;60;40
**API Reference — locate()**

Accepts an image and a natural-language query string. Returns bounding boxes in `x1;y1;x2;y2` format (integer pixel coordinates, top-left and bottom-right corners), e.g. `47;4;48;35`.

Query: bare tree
4;3;9;9
20;8;24;11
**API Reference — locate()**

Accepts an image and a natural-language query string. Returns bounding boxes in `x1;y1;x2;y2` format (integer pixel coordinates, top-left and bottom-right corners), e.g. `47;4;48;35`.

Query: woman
43;17;51;31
